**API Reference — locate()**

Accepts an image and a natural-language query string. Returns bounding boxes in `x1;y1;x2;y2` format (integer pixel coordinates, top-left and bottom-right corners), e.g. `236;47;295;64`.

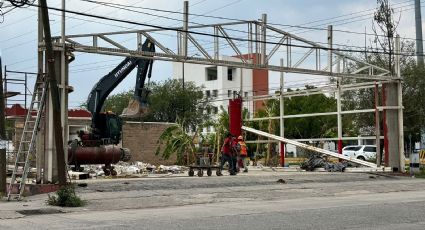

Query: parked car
342;145;377;161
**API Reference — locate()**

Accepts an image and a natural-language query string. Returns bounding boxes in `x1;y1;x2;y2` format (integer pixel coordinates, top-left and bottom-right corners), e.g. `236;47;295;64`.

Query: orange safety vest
238;141;247;156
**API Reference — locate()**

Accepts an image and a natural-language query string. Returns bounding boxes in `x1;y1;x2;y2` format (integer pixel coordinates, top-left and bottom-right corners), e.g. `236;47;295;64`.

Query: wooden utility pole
0;57;6;195
39;0;67;186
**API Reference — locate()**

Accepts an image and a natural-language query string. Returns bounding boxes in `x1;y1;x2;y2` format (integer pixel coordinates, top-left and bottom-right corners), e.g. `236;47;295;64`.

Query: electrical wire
79;0;425;43
23;3;421;57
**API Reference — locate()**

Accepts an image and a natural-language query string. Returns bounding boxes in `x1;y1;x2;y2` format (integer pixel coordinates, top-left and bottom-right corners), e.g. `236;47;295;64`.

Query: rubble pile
300;154;347;172
69;161;185;179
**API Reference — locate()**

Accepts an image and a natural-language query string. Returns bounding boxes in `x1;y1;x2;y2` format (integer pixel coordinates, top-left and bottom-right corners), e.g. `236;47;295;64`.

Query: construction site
1;0;425;229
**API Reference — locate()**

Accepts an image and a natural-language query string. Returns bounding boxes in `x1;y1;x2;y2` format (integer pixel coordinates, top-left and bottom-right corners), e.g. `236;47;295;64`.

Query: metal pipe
328;25;333;74
68;145;130;165
261;14;267;65
279;58;285;164
182;1;188;58
375;82;381;167
336;59;342;155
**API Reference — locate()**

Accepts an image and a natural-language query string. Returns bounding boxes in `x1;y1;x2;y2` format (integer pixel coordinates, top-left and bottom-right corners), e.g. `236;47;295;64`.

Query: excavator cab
92;112;122;145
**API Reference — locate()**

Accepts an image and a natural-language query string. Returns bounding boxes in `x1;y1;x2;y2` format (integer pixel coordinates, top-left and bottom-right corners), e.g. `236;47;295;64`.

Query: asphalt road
1;171;425;229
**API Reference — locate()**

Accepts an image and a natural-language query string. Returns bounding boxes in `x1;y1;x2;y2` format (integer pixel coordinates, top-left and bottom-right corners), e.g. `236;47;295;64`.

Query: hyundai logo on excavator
114;60;132;78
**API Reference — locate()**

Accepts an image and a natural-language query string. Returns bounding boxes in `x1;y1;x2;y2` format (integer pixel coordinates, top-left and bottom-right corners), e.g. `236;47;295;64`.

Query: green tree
343;40;425;144
283;86;338;139
100;79;211;130
102;90;134;114
144;79;210;130
155;119;197;165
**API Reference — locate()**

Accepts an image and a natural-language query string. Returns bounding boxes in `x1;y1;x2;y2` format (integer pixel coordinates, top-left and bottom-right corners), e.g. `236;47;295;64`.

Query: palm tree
255;99;280;166
155;119;197;165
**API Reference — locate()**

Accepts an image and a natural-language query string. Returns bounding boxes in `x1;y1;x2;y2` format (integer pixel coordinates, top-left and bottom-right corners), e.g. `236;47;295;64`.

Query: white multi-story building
172;55;269;134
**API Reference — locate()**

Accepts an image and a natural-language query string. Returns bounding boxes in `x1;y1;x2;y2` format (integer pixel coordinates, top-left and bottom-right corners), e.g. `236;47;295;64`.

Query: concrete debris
7;161;186;181
66;161;185;180
300;154;347;172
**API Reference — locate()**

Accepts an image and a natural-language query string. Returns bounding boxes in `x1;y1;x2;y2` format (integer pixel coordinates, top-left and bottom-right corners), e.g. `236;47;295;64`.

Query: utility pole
415;0;424;67
39;0;67;186
0;57;6;195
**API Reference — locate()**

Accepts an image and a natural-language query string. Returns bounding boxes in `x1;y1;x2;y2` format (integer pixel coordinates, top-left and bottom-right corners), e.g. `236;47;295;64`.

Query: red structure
229;98;242;137
280;142;285;167
235;54;269;112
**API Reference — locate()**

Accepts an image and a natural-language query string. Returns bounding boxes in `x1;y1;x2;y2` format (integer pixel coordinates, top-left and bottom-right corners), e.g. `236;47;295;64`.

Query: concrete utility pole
60;0;68;164
39;0;67;186
415;0;424;67
384;36;405;172
36;1;44;184
0;57;6;195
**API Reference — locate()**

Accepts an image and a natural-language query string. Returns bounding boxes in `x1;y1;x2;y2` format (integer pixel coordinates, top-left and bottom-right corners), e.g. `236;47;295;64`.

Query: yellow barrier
420;150;425;161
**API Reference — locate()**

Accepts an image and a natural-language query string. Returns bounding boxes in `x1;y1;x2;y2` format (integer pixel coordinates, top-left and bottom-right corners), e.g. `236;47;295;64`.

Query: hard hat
237;135;243;140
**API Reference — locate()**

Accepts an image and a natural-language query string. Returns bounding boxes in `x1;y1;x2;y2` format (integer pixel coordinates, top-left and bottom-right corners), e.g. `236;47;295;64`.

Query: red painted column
280;142;285;167
338;139;343;155
229;98;242;137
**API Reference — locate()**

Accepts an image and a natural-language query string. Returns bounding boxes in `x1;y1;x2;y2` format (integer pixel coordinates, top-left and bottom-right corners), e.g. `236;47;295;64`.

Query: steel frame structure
35;2;404;173
44;14;394;81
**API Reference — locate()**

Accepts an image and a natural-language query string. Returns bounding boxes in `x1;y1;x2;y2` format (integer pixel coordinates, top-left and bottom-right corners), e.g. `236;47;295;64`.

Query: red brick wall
122;122;177;165
235;53;269;112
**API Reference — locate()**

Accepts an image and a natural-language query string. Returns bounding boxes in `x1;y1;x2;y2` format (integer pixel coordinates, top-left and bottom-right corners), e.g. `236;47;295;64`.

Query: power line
78;0;389;52
79;0;424;43
25;3;421;57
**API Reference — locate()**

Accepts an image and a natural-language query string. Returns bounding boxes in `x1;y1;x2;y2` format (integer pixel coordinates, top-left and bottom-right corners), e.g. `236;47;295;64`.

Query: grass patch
414;167;425;179
47;184;85;207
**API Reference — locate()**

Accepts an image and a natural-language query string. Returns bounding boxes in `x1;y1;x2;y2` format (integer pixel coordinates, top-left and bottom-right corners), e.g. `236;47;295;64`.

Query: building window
206;67;217;81
228;90;232;97
212;90;218;97
205;90;211;98
233;91;238;98
244;91;248;98
227;68;234;81
213;106;218;114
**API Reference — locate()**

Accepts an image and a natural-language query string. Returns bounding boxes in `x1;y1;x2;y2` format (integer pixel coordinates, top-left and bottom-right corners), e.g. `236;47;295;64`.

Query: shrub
47;184;85;207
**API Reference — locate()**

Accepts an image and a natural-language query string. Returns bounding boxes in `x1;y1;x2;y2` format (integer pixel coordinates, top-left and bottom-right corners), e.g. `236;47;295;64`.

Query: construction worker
237;135;248;173
218;133;236;176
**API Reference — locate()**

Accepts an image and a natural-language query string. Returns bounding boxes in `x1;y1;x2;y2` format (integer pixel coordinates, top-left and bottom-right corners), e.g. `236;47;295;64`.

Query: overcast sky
0;0;421;108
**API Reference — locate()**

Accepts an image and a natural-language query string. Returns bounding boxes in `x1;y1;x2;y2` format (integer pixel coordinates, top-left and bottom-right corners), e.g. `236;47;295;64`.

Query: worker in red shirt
217;133;236;176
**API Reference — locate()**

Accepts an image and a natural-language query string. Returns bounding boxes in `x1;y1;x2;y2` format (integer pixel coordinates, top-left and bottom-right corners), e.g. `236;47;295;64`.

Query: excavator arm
84;38;155;143
86;39;155;118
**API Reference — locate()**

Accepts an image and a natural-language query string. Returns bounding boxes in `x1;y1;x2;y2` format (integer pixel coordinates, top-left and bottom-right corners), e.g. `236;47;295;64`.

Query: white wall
172;55;254;127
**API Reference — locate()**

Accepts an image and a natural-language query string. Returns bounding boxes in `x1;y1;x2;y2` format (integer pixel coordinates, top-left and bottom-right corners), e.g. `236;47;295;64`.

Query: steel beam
242;126;382;168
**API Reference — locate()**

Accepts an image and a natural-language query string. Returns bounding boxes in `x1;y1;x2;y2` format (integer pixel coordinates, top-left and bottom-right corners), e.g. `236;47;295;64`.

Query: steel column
279;58;286;165
375;82;381;167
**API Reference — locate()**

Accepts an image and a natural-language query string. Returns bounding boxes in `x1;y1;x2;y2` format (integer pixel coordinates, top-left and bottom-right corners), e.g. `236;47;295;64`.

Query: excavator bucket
121;99;149;118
